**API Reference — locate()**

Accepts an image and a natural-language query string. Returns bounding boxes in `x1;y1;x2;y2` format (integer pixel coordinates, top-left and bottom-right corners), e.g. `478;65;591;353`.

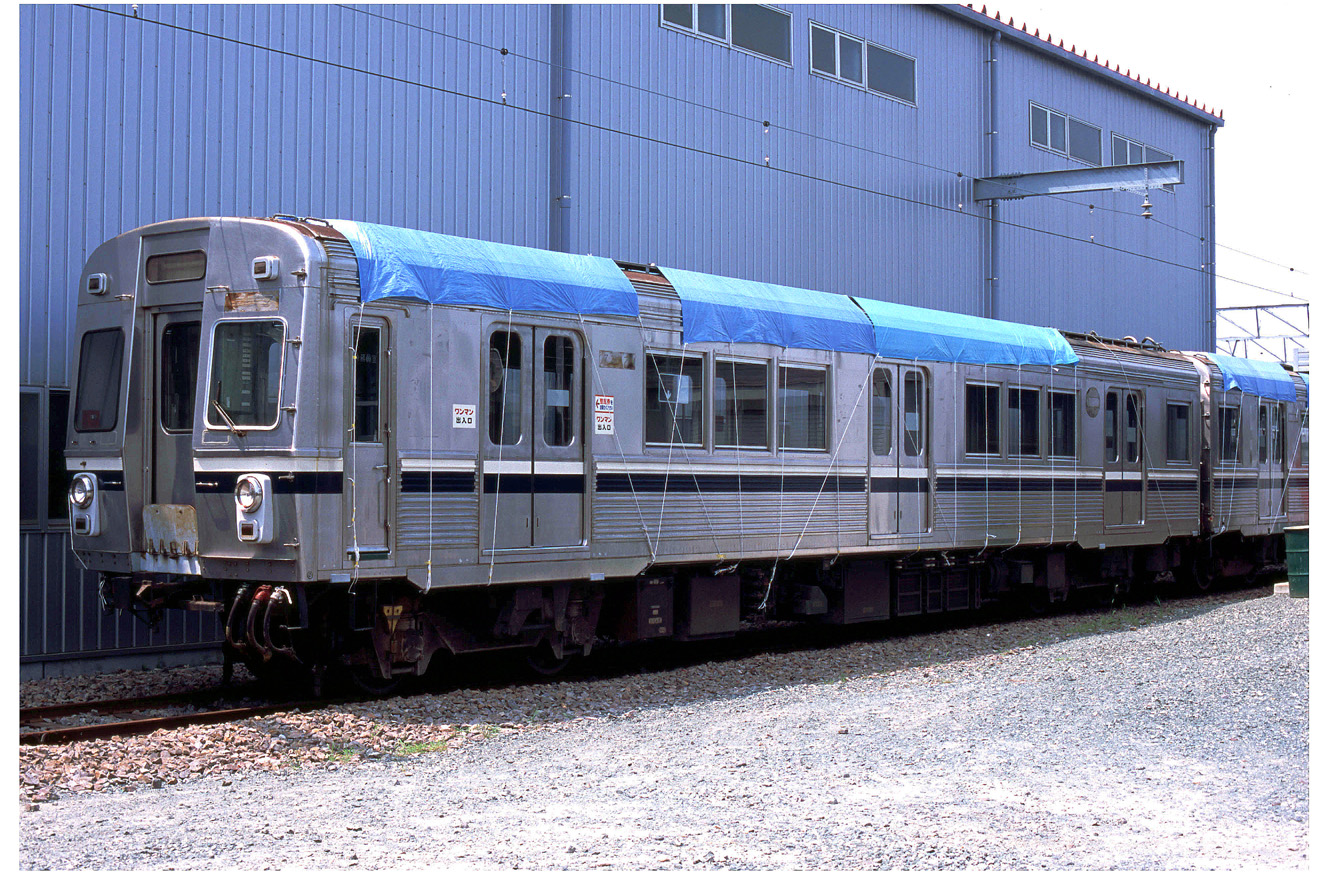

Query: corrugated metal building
18;3;1223;676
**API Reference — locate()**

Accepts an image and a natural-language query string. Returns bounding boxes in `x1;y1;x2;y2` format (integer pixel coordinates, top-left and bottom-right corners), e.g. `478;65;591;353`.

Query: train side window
1104;391;1118;462
542;335;575;447
714;359;768;450
779;365;827;451
1049;391;1076;458
352;327;382;443
74;328;125;433
1166;402;1190;463
1219;405;1239;462
646;353;704;446
903;371;924;456
871;369;893;455
1275;406;1286;466
160;321;201;433
965;383;999;455
1007;387;1039;456
1125;394;1141;463
488;331;522;446
1257;406;1268;463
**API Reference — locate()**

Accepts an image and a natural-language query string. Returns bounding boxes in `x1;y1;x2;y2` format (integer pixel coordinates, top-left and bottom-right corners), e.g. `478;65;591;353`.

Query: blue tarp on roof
333;220;637;317
661;267;878;354
852;298;1079;367
1205;353;1297;402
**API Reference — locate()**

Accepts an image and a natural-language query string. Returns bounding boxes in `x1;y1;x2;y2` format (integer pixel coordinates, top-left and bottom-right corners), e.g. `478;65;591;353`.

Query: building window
966;384;999;455
646;353;704;446
808;23;916;104
1007;388;1040;457
1049;391;1076;458
1030;102;1101;164
778;365;827;450
1112;133;1172;166
714;359;768;450
663;5;791;64
1166;402;1190;463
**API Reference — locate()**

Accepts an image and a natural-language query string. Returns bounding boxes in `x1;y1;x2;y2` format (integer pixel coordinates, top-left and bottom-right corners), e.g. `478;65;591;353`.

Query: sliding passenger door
481;324;584;552
346;318;391;558
1258;401;1286;520
869;365;930;536
1102;388;1145;527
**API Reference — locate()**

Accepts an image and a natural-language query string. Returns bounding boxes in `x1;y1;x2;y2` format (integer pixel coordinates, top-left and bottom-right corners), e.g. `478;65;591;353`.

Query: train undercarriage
103;533;1287;694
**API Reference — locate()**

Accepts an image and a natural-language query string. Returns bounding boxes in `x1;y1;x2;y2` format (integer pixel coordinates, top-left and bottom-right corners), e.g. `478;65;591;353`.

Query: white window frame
661;4;793;67
1030;102;1102;164
1112;132;1173;167
1066;115;1102;166
808;21;917;106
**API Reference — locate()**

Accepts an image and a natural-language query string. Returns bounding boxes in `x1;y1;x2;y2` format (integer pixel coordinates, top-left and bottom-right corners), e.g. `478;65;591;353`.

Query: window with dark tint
1049;391;1076;457
646;353;704;446
1145;146;1172;164
20;391;39;523
1068;118;1101;164
697;3;726;38
1112;134;1142;166
965;384;999;455
48;390;70;520
838;33;863;83
868;44;916;103
779;366;826;450
1219;406;1239;462
207;320;284;428
1008;388;1039;456
714;360;768;449
810;24;836;75
730;4;791;63
353;327;382;443
1031;103;1066;153
145;250;206;284
160;321;201;432
1258;405;1269;463
662;4;694;29
488;331;522;445
1125;395;1141;463
1166;402;1190;462
1274;406;1286;466
903;372;924;456
871;369;892;455
1104;391;1119;462
75;329;124;432
542;335;575;447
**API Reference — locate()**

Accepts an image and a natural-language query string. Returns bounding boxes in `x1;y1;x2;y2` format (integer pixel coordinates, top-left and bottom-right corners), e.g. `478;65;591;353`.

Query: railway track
19;690;329;747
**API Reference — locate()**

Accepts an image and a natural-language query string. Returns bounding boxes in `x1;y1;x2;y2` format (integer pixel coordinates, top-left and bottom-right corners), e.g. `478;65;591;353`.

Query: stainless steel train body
67;217;1309;685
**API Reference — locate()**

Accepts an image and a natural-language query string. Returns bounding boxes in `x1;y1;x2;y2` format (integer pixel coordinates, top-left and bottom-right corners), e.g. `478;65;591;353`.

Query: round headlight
235;476;264;513
69;473;96;509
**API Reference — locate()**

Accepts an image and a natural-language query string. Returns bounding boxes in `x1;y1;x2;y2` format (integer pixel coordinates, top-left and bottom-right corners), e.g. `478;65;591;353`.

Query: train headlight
235;475;264;513
69;473;96;509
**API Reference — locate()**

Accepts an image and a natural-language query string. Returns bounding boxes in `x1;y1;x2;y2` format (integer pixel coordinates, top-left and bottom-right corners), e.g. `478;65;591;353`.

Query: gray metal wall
18;3;1219;670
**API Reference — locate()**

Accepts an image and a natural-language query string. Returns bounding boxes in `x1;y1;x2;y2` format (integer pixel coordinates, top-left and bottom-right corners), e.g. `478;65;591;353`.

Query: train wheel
525;644;573;677
347;664;401;697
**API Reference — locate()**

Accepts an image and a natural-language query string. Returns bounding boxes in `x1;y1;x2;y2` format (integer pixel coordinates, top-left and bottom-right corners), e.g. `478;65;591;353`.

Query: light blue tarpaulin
661;266;878;354
333;220;637;316
1205;353;1297;402
851;297;1079;366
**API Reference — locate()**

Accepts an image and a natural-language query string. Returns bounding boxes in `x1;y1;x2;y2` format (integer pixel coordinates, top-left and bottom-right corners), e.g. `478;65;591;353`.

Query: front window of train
206;320;285;429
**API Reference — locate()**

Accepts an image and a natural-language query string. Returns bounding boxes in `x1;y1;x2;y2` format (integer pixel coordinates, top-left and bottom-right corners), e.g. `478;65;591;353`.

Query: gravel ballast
19;587;1308;869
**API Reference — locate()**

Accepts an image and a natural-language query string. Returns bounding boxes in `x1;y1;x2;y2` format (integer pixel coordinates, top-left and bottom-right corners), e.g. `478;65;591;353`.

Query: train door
1258;401;1286;519
346;319;391;558
897;367;930;533
868;367;897;535
150;309;202;505
482;325;584;551
1102;388;1145;527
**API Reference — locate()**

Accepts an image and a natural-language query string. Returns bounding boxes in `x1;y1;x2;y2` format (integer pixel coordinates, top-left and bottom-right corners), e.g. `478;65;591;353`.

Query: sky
997;0;1312;355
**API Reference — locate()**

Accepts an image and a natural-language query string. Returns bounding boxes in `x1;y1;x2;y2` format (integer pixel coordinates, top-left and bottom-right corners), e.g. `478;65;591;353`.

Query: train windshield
73;328;125;432
206;320;285;428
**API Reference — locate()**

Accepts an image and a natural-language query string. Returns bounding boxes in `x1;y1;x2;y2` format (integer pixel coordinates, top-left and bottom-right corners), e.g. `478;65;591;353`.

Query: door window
1125;394;1140;464
903;371;924;456
488;331;523;446
542;335;575;447
353;326;382;443
160;321;201;433
1104;391;1119;462
871;369;893;455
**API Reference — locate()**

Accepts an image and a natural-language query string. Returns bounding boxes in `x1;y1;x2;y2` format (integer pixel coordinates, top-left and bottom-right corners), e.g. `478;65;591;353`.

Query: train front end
66;217;325;672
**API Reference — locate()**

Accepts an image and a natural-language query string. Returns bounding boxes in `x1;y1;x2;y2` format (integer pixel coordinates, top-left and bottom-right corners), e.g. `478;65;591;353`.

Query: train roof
328;219;1079;369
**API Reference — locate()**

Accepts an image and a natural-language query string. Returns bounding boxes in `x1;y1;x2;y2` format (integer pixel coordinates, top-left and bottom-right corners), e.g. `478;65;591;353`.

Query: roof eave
937;4;1224;127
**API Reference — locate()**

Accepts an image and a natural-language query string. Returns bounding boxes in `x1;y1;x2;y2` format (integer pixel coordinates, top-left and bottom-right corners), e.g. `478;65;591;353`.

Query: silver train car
66;216;1309;688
